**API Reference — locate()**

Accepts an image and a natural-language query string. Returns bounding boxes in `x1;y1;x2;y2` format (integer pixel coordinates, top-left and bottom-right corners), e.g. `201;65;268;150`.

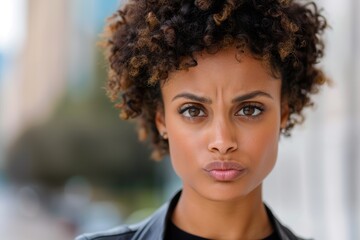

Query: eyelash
235;103;265;118
178;103;265;120
178;104;207;119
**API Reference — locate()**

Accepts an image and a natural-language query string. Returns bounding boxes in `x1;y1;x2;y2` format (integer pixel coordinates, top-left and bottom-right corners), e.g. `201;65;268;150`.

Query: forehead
162;48;281;97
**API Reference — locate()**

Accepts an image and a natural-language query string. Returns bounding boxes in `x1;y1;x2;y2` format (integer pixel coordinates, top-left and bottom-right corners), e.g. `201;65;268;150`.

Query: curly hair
101;0;328;160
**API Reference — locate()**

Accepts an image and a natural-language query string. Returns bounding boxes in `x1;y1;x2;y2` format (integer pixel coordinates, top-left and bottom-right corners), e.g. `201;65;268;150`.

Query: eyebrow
172;93;212;104
171;90;273;104
232;90;273;103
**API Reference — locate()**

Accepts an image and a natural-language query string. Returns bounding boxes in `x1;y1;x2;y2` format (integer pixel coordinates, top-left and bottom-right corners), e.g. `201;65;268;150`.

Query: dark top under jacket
75;190;308;240
166;218;280;240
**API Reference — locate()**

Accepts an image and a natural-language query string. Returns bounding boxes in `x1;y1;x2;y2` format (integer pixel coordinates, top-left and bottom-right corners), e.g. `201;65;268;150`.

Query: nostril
208;140;238;155
208;120;238;154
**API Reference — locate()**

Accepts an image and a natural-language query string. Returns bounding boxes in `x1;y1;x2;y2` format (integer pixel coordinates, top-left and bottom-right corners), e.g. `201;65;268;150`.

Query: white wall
264;0;360;239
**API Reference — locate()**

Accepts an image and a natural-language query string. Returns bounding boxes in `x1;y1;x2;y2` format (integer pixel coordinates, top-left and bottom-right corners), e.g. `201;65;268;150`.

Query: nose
208;117;238;155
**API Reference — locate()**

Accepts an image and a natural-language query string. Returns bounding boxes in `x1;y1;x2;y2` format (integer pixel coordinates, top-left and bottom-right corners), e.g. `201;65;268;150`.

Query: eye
179;104;206;118
236;104;264;117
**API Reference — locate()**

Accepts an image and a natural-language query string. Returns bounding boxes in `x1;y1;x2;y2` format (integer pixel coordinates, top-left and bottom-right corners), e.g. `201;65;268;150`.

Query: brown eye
188;108;201;117
179;105;206;118
237;104;263;117
243;106;256;115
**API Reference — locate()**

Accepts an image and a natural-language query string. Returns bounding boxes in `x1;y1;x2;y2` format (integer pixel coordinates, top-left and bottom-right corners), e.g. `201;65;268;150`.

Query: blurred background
0;0;358;239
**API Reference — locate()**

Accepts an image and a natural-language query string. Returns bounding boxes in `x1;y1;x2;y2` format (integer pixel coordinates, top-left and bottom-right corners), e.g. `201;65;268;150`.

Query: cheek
245;119;280;176
166;120;203;177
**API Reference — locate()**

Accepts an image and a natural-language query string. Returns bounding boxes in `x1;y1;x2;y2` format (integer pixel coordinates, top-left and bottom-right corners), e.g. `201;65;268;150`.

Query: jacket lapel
130;191;301;240
130;191;181;240
129;203;168;240
265;205;303;240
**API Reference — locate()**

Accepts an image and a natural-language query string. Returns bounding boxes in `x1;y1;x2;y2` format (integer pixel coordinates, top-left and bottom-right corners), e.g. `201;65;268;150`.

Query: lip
203;161;247;182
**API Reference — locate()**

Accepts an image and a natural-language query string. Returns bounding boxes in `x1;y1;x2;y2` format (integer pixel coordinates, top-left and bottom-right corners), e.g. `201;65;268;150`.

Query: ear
280;100;290;129
155;108;166;135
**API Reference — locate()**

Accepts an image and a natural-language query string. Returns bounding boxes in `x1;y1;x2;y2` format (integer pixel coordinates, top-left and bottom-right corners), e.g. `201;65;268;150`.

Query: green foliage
5;48;160;189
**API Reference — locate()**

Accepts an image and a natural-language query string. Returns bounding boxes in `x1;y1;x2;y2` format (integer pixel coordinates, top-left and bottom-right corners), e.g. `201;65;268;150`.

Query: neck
171;185;273;240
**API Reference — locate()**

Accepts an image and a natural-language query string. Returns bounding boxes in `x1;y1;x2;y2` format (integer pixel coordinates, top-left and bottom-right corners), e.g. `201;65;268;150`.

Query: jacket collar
130;190;300;240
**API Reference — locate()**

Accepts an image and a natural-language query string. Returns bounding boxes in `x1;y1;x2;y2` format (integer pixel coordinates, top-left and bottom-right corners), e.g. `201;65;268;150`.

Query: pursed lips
203;161;247;181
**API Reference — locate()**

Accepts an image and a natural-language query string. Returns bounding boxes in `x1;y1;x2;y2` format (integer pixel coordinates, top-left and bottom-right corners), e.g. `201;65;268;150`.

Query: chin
195;182;259;203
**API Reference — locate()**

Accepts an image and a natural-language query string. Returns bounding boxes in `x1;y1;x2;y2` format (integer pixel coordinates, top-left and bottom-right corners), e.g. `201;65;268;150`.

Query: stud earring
161;132;168;139
280;128;286;134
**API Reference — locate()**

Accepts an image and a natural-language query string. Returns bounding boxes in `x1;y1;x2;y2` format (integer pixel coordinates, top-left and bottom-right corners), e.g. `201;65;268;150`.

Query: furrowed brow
232;91;273;103
172;92;212;104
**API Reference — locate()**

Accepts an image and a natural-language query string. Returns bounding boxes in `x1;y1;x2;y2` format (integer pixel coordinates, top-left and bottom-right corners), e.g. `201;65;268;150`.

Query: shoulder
75;225;135;240
265;205;312;240
74;198;172;240
74;218;148;240
75;192;179;240
279;224;311;240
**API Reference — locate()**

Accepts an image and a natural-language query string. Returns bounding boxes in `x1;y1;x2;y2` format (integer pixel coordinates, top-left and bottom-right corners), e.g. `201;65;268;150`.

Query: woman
77;0;327;239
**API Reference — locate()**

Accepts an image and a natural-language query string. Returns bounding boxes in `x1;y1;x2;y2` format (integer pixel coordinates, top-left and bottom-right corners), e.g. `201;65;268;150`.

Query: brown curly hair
102;0;328;160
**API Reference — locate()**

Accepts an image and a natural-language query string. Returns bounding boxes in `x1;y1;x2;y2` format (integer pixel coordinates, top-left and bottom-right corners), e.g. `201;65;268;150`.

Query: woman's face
156;47;288;201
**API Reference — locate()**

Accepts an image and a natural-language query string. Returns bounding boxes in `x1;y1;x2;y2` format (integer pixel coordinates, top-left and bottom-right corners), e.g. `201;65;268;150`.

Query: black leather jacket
76;191;307;240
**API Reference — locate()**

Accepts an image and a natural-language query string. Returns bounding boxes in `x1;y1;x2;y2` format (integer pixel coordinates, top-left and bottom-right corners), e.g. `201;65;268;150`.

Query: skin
155;47;289;240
